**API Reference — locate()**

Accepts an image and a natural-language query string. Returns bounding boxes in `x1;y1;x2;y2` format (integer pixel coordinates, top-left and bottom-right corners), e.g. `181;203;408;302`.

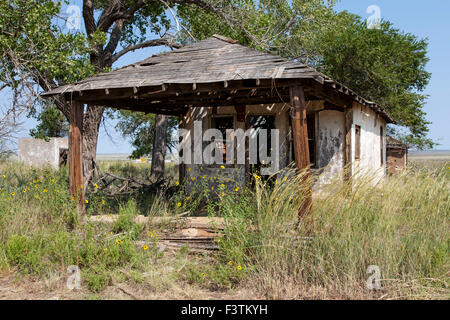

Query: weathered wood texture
150;114;168;180
290;86;310;170
344;107;353;181
69;101;84;208
290;86;312;217
43;35;394;124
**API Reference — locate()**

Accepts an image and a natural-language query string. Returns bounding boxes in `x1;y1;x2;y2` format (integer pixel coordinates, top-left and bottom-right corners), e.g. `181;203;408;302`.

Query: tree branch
111;38;182;64
97;0;147;32
82;0;96;36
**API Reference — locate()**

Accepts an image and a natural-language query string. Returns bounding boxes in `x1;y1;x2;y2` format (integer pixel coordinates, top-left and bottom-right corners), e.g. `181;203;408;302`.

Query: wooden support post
178;112;187;184
289;86;312;217
234;105;247;181
69;100;84;211
344;107;353;182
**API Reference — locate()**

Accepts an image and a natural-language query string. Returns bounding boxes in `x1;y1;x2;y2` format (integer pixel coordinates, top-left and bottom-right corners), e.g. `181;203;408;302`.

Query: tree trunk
150;114;168;180
82;104;104;183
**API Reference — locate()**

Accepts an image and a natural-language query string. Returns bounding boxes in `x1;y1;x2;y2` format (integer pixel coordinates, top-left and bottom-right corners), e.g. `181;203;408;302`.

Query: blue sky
8;0;450;153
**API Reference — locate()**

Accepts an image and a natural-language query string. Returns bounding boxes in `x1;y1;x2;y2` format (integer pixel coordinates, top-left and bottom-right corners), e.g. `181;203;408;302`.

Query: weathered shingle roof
43;35;394;122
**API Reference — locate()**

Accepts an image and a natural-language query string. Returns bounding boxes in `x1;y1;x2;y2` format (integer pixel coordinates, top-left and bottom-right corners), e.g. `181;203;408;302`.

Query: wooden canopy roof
43;35;394;123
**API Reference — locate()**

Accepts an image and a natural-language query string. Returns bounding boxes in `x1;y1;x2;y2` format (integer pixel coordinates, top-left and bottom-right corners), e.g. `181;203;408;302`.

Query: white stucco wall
316;110;345;185
351;103;387;181
18;138;68;169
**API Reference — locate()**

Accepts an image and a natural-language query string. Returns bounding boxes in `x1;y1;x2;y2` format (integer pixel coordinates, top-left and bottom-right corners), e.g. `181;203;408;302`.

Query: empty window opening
355;125;361;160
380;126;384;166
249;115;275;177
307;114;316;167
211;116;234;164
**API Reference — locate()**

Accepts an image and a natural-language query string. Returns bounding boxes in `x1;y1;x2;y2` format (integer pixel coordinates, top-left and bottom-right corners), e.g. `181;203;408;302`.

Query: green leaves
114;110;178;159
179;1;433;149
0;0;93;89
29;102;68;139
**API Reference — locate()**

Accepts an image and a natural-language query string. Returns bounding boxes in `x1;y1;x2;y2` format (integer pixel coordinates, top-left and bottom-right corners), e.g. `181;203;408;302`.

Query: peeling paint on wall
316;110;345;186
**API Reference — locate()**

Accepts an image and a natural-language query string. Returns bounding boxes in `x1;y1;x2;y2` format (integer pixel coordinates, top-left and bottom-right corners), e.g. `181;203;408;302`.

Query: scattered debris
89;215;224;252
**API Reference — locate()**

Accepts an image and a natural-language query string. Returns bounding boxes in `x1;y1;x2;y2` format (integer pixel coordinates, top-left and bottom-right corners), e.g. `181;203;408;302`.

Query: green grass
0;159;448;299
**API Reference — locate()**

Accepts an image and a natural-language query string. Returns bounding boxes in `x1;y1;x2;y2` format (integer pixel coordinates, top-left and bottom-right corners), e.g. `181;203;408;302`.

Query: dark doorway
248;115;275;180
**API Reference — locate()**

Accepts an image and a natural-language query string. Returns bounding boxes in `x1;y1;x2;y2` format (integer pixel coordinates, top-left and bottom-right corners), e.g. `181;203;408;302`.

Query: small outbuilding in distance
386;136;408;175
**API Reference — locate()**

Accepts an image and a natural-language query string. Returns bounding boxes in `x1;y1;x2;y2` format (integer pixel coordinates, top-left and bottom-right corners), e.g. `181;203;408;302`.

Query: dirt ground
0;272;254;300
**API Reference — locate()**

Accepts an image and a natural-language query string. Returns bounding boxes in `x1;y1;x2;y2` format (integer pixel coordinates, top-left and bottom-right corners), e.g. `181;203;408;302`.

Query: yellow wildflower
237;265;242;270
143;245;148;251
116;239;122;245
85;199;89;204
228;261;233;266
220;165;225;169
101;199;105;205
43;189;48;193
177;202;182;207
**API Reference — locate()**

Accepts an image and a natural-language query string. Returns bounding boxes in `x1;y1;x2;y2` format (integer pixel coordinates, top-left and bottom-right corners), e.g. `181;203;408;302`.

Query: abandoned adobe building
18;137;68;169
42;35;395;206
386;136;408;175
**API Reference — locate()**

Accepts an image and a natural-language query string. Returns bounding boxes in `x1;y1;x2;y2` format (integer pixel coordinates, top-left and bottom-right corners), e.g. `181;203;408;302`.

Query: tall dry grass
215;166;449;299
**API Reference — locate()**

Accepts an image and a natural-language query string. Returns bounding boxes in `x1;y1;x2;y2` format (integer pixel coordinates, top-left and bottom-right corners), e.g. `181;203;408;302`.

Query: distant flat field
96;153;178;163
96;153;132;161
408;150;450;161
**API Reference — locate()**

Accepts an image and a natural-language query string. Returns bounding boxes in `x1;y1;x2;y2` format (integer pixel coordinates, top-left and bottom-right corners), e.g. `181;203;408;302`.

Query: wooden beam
290;86;310;171
69;100;84;212
344;107;353;182
289;86;312;217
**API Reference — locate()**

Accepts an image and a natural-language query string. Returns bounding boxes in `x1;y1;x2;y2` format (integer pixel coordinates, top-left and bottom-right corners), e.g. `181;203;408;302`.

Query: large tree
0;0;238;182
179;1;433;149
